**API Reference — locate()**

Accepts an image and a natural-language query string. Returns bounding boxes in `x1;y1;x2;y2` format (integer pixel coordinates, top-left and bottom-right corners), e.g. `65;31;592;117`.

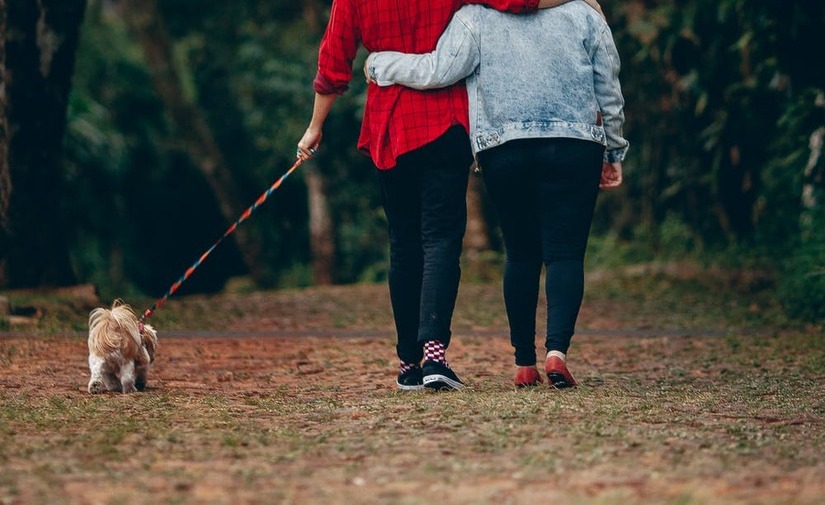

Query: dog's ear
88;306;124;356
141;325;158;362
88;307;108;330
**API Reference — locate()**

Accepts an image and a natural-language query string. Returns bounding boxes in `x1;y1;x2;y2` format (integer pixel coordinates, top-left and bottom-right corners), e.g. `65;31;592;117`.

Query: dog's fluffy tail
88;300;142;358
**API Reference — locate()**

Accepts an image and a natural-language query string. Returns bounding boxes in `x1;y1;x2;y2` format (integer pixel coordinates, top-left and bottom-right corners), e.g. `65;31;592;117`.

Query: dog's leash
139;153;312;327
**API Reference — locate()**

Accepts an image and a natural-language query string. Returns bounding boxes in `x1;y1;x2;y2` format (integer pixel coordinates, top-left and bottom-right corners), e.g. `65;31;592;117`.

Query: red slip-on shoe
545;355;578;388
514;366;543;387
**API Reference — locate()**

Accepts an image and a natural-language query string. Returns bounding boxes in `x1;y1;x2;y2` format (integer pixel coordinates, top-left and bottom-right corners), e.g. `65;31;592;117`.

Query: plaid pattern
313;0;538;170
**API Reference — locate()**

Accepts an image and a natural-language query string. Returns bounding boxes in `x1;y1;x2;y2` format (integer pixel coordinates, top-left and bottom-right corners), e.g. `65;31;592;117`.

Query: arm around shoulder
364;13;480;90
537;0;571;9
577;0;605;19
537;0;604;17
467;0;539;14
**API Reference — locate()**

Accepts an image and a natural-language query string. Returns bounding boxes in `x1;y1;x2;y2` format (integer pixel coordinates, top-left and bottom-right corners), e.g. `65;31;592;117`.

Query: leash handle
140;157;307;324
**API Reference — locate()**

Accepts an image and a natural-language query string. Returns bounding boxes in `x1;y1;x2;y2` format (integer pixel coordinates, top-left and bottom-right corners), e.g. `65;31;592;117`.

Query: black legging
478;138;603;366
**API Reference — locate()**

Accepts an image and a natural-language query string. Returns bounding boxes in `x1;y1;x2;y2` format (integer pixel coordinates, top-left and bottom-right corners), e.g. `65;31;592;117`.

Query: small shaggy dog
87;301;158;394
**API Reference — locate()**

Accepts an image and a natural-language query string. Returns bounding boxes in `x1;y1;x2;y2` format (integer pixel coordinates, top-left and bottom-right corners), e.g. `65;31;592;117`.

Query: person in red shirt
297;0;584;391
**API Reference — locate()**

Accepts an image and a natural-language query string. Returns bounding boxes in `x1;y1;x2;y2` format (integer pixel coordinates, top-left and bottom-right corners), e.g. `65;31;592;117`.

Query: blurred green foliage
56;0;823;321
64;0;380;301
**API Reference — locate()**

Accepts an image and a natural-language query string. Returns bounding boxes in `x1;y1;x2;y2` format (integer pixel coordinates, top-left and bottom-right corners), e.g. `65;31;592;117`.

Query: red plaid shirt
313;0;539;170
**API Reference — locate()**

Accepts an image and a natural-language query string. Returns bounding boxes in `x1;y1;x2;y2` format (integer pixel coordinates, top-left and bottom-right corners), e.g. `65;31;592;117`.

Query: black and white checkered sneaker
422;360;465;391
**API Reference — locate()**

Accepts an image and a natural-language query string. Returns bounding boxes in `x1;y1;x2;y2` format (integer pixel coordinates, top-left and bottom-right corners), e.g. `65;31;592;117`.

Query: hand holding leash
297;128;320;161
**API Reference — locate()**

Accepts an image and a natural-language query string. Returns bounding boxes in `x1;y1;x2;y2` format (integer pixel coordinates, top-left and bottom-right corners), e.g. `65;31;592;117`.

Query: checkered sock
424;340;448;365
399;361;419;374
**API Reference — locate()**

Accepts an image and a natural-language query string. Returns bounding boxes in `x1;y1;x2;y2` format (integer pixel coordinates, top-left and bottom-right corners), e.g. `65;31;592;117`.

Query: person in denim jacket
366;0;628;387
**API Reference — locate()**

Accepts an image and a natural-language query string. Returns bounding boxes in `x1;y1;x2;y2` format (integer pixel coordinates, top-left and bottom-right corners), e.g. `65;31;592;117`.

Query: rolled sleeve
313;71;347;95
314;0;360;96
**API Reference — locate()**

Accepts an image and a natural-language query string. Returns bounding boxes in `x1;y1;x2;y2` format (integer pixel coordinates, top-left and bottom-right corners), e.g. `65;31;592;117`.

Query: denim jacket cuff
604;146;628;163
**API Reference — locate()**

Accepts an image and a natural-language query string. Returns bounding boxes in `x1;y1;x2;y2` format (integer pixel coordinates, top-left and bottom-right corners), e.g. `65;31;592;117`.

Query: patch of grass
0;343;16;366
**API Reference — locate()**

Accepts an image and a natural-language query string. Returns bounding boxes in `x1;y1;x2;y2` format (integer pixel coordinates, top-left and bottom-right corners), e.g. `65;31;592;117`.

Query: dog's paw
88;381;107;394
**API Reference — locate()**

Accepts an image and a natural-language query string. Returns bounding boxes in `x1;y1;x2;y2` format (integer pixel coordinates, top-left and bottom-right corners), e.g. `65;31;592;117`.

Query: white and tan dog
87;300;158;394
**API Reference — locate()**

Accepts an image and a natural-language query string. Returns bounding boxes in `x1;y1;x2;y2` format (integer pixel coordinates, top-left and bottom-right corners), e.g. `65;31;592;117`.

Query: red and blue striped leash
139;155;310;327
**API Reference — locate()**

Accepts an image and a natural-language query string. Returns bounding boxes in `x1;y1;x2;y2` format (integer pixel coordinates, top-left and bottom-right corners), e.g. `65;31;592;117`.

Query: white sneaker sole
396;382;425;391
423;374;465;390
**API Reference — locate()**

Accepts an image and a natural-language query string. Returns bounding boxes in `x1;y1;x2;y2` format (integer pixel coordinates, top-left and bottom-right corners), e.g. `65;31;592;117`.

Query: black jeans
478;138;603;366
377;126;472;365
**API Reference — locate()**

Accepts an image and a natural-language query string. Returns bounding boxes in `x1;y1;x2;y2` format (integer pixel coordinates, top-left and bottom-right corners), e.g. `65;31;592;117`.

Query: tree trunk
461;171;493;280
306;166;334;285
0;0;9;287
2;0;86;288
0;0;9;229
303;0;336;285
463;172;490;256
801;123;824;238
115;0;264;281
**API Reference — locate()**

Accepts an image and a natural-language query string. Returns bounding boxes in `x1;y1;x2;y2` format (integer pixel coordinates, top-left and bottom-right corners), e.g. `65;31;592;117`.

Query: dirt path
2;326;824;504
1;276;822;504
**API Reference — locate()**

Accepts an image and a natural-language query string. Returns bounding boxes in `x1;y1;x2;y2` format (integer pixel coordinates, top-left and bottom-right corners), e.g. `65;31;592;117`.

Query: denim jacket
366;2;629;162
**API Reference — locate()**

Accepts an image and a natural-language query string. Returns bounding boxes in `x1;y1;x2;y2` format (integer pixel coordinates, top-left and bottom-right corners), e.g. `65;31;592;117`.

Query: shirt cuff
604;146;628;163
313;71;348;95
365;53;396;87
